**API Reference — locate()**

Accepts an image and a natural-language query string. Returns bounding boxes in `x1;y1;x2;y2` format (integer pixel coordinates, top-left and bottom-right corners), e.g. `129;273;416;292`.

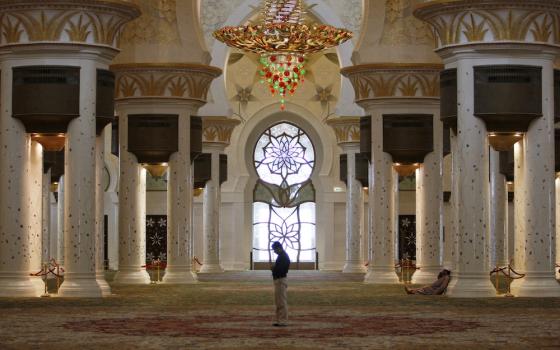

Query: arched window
252;122;316;265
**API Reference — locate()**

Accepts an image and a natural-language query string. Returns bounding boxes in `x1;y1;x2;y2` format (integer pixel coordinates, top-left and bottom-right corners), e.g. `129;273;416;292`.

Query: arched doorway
252;122;317;269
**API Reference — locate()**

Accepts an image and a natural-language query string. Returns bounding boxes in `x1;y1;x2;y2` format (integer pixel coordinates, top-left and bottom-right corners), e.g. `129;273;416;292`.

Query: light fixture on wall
488;132;523;151
213;0;352;110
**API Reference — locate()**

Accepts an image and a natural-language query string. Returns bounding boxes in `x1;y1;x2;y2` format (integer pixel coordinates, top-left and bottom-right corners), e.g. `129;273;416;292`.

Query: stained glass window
253;122;316;263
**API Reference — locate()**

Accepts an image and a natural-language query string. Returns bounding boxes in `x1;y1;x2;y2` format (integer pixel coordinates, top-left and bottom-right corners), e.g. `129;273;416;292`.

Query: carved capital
414;0;560;50
341;63;442;106
111;63;222;102
326;117;361;145
202;117;241;146
0;0;140;50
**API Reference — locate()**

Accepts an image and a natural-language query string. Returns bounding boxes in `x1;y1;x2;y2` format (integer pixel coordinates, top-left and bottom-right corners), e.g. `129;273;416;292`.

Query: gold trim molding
341;63;442;103
326;117;361;145
0;0;140;49
202;116;241;145
111;63;222;101
414;0;560;49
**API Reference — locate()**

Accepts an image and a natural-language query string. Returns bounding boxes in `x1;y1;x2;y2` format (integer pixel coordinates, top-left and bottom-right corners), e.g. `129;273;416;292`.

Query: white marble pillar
341;144;366;273
49;191;58;262
507;194;515;266
0;65;41;297
556;178;560;280
513;142;525;271
200;145;225;273
163;112;197;283
511;61;560;296
446;61;495;298
42;169;51;263
391;168;399;267
29;141;44;292
57;175;65;265
489;149;507;268
58;62;103;297
364;115;399;284
113;113;150;284
95;132;111;295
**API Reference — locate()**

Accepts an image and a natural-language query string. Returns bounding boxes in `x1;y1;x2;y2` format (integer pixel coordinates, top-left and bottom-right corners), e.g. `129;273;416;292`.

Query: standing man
271;241;290;326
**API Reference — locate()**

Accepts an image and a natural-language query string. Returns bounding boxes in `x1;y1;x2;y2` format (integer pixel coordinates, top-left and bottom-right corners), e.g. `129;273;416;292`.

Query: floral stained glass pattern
398;215;416;261
253;122;316;264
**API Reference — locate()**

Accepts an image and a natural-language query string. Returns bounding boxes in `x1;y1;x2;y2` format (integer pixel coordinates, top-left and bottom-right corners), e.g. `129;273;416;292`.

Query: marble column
113;112;150;285
57;175;65;265
507;193;515;266
413;116;443;284
49;191;58;264
0;65;41;297
446;61;495;297
58;62;102;297
364;115;399;284
556;178;560;280
489;149;507;268
199;145;225;273
42;169;51;263
163;110;198;284
511;61;560;296
95;132;111;295
342;144;366;273
29;141;44;292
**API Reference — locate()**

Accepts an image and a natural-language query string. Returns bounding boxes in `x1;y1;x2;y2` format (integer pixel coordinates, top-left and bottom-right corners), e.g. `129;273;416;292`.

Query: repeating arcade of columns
199;118;240;273
327;118;367;273
0;1;140;296
111;64;221;284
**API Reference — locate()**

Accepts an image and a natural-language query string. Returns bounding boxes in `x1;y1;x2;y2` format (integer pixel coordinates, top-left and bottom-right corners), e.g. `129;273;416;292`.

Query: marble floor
0;272;559;349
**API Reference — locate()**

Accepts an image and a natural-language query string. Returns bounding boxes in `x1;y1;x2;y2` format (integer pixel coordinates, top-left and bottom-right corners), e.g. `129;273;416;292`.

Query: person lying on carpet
405;269;451;295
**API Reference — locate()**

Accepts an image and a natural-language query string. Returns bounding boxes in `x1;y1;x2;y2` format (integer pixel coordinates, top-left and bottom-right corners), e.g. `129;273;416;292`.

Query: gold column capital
202;116;241;146
326;117;361;146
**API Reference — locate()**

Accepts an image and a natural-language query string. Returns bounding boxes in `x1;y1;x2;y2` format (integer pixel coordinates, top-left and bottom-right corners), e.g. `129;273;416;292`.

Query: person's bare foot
404;286;413;295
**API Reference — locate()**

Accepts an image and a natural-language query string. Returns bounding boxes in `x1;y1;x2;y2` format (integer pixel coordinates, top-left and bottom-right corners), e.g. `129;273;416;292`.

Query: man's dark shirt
272;250;290;280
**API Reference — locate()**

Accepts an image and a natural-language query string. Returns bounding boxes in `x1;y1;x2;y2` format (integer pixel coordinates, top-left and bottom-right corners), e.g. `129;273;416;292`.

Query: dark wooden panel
499;149;514;182
360;116;371;162
193;153;211;188
443;191;451;202
96;69;115;135
398;215;416;261
339;154;347;185
111;118;119;157
355;153;369;187
146;215;167;263
443;126;450;157
440;68;457;131
191;116;202;162
128;114;178;164
556;129;560;173
43;151;64;183
474;65;542;132
555;70;560;123
13;66;80;133
383;114;434;164
220;154;228;185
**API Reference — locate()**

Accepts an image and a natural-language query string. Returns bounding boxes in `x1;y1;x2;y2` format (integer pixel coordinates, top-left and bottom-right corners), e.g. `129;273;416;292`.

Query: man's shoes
273;323;288;327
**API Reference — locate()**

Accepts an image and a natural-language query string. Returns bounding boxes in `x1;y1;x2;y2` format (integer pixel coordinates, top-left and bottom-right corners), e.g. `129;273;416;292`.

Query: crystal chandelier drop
213;0;352;110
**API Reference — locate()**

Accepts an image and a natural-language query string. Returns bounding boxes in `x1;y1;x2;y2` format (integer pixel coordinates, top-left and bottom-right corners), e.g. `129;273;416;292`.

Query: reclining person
405;269;451;295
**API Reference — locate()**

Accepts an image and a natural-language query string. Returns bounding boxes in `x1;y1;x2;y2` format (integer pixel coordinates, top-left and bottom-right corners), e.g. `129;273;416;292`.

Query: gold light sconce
488;133;523;152
31;133;66;152
393;163;421;177
142;163;168;179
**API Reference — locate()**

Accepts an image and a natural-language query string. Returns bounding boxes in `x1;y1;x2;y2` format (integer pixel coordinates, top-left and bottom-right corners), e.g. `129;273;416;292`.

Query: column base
57;273;103;298
364;266;399;284
412;265;442;285
162;266;197;284
510;271;560;297
342;262;367;273
0;273;43;297
96;271;112;296
113;267;151;285
199;264;224;274
446;272;496;298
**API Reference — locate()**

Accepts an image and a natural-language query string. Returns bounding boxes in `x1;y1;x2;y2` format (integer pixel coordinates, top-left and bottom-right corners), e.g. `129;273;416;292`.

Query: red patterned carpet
0;272;559;349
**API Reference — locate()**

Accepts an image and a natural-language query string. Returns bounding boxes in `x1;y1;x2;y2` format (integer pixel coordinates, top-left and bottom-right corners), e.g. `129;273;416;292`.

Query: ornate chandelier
213;0;352;110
